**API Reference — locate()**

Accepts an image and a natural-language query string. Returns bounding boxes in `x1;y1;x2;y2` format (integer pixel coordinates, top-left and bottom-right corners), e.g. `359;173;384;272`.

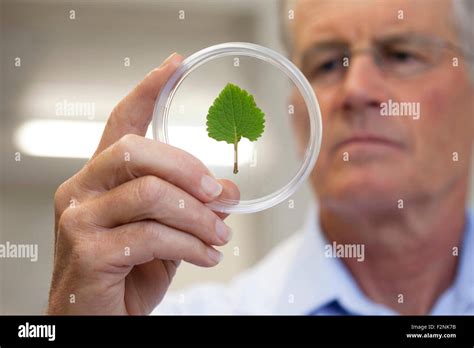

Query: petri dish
152;42;322;214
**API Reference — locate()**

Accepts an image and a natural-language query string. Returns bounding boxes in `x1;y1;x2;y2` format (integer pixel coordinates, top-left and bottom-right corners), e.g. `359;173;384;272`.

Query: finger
124;258;179;314
93;53;184;158
79;175;232;246
106;220;223;268
212;179;240;220
79;134;224;203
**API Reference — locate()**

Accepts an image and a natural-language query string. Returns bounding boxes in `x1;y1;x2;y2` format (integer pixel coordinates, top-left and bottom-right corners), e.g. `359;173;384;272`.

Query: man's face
291;0;474;212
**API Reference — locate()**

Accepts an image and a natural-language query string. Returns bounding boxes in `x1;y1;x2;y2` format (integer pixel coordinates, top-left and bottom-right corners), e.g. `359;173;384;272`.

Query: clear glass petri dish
152;42;322;214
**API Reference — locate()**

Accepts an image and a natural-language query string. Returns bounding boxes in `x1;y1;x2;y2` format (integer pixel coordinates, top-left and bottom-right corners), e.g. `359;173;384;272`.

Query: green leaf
206;83;265;174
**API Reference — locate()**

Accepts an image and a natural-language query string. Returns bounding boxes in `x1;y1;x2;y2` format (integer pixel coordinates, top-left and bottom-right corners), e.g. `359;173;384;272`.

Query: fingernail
207;248;223;264
215;219;232;243
201;175;223;199
160;52;179;68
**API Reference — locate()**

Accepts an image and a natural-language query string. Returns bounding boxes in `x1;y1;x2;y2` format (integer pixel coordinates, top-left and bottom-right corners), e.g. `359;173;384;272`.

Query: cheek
310;89;340;165
302;88;344;193
417;89;450;153
411;77;473;170
290;87;337;162
393;70;474;195
290;90;311;156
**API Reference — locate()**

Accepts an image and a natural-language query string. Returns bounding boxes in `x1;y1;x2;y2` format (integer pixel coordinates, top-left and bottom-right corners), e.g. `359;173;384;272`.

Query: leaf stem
233;140;239;174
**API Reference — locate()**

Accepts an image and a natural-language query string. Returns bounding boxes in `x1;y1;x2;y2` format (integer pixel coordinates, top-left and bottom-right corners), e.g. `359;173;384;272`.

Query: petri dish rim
152;42;322;214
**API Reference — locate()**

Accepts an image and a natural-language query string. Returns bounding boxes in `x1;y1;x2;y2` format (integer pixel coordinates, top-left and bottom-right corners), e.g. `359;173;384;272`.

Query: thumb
93;53;183;157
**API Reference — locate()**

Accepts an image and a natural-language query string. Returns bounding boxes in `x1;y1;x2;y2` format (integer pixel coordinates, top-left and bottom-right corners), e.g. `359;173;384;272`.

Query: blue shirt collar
275;207;474;315
430;210;474;314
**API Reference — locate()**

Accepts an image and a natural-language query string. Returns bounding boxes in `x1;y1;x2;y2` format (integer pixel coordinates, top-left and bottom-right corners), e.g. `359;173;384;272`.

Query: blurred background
0;0;315;314
1;0;473;315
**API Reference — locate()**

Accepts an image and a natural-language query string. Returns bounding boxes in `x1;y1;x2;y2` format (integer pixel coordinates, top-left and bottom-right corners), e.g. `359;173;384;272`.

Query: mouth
333;134;405;153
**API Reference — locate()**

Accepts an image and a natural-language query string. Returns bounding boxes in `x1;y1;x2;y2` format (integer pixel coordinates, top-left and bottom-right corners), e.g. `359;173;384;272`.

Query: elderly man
48;0;474;315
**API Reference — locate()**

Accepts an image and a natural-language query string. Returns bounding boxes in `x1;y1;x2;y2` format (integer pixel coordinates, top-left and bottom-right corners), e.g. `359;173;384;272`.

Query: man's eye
314;59;340;74
385;49;418;63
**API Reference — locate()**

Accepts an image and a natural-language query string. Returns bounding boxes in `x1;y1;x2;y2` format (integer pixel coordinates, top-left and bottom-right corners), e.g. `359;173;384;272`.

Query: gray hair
453;0;474;81
279;0;474;81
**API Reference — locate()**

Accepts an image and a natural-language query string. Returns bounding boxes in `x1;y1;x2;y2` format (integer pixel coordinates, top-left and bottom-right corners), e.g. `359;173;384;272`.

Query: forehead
292;0;456;53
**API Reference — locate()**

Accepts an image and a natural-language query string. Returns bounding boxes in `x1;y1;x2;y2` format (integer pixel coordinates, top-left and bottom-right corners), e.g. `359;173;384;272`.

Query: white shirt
152;208;474;315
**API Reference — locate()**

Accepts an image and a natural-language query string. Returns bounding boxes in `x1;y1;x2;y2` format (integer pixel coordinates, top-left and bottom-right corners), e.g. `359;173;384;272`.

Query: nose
340;54;388;112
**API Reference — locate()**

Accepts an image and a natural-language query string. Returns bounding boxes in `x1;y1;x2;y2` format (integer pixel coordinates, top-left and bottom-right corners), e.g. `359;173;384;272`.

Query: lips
333;134;405;152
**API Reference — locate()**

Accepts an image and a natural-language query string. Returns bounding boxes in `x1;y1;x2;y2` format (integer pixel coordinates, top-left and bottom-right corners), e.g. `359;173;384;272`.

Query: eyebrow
373;32;440;45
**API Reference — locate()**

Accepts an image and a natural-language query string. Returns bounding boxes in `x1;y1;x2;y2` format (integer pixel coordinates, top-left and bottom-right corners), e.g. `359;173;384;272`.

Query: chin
314;165;406;214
